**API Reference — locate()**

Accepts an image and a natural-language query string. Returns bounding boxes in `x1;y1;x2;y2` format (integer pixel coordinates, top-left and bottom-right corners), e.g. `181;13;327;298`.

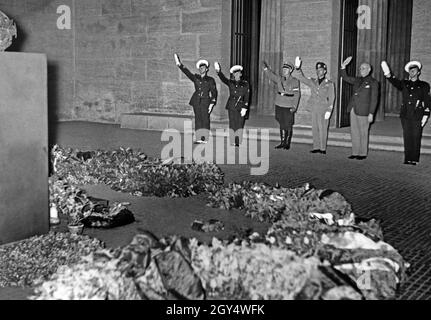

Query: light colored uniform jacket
294;70;335;114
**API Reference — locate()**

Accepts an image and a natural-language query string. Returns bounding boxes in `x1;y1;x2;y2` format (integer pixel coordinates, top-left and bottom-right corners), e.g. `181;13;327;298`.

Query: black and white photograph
0;0;430;307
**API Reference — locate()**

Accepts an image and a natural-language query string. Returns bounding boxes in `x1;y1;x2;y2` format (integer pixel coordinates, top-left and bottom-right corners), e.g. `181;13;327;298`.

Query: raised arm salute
340;57;379;161
263;61;301;150
174;53;217;144
292;58;335;155
382;60;431;165
215;62;250;147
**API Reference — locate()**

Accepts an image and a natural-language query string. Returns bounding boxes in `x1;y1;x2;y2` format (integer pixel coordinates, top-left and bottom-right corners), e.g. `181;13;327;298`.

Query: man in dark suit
381;60;431;165
340;57;379;160
174;54;218;144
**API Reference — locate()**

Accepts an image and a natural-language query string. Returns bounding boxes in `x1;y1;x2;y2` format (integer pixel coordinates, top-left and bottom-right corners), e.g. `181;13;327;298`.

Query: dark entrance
338;0;413;128
338;0;358;128
231;0;262;110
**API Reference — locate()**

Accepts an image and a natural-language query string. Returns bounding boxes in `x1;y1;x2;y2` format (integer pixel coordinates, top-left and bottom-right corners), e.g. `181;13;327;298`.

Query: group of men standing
174;52;430;165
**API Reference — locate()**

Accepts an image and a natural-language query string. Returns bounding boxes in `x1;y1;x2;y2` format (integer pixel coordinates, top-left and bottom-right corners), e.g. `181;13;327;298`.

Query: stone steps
121;113;431;154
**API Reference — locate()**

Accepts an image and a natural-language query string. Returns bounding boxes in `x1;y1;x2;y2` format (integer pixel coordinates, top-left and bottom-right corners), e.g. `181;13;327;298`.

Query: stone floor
2;121;431;300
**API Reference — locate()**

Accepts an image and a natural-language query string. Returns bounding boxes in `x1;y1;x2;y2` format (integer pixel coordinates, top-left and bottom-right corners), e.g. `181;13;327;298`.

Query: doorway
231;0;262;110
338;0;413;128
338;0;358;128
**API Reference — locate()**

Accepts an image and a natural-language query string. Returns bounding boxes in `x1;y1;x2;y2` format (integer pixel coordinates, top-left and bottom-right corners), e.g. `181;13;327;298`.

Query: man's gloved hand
381;61;391;78
174;53;181;67
295;56;302;69
324;111;331;121
341;56;352;70
214;62;221;73
208;104;215;114
422;115;429;127
240;108;247;117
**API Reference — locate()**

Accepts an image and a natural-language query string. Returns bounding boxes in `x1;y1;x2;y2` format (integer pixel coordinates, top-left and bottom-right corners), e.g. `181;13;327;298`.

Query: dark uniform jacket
217;71;250;116
386;76;431;120
340;69;379;116
179;65;218;108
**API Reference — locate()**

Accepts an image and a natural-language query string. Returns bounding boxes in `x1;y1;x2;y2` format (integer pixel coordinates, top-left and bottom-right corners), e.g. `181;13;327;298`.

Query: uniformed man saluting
263;61;301;150
292;58;335;155
174;53;218;144
382;60;431;165
214;62;250;147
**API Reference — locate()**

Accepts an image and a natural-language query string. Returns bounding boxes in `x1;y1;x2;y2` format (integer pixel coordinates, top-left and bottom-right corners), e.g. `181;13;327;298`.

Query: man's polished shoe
310;150;320;154
320;150;327;155
356;156;367;160
404;161;417;166
348;155;358;159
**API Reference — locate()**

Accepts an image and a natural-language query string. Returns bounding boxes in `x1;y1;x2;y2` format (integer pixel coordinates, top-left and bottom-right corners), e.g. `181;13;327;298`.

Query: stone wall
1;0;225;123
281;0;336;126
411;0;431;84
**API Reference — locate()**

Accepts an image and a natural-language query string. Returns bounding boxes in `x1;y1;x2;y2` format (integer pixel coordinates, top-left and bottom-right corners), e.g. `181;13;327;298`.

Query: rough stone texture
2;0;225;122
411;0;431;84
0;53;49;245
281;0;334;127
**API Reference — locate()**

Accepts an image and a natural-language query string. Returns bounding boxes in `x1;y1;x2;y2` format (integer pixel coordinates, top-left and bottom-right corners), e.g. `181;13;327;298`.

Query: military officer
174;53;218;144
292;59;335;155
214;62;250;147
263;61;301;150
382;60;431;165
340;57;379;160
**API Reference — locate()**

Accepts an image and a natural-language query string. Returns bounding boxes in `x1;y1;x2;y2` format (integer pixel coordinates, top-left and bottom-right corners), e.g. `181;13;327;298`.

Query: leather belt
278;92;294;97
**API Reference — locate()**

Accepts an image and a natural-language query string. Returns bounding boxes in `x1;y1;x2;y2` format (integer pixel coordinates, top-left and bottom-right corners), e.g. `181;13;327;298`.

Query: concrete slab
0;52;49;245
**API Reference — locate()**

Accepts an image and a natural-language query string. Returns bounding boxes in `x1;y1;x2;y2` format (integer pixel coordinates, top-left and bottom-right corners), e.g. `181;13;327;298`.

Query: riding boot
275;130;286;149
284;129;292;150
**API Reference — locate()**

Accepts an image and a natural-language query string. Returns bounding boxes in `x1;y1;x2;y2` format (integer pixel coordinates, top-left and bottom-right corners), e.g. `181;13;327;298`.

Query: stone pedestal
0;52;48;245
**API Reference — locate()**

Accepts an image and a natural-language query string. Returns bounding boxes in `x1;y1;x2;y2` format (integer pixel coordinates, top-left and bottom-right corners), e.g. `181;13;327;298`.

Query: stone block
164;0;200;11
148;115;170;130
162;82;194;112
131;34;197;60
101;0;131;16
75;79;131;121
199;33;221;60
75;58;117;80
282;0;332;32
76;15;148;38
146;60;179;82
182;9;222;33
131;0;164;16
76;36;132;59
148;10;180;34
120;113;149;130
168;116;194;131
116;58;147;81
26;0;73;14
0;52;48;245
200;0;222;8
75;0;102;16
131;81;164;110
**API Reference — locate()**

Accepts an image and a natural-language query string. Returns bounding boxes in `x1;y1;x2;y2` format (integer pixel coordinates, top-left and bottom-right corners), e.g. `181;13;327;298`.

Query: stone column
356;0;389;122
257;0;283;115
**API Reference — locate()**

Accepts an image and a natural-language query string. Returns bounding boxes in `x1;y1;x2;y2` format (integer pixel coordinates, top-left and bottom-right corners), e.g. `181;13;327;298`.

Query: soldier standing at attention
263;61;301;150
381;60;431;165
214;62;250;147
174;53;218;144
340;57;379;160
292;58;335;155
